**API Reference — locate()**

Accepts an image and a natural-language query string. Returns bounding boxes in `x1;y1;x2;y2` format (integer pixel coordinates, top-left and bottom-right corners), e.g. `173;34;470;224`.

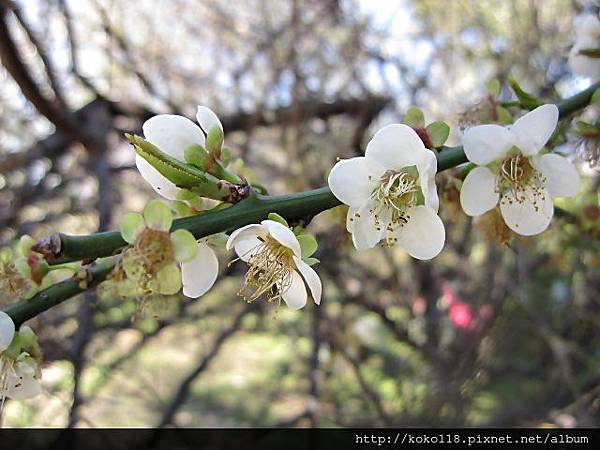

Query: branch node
31;233;62;261
219;179;251;203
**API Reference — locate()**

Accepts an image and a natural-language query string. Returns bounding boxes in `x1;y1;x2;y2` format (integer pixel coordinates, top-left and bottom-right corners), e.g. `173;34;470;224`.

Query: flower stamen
238;237;295;305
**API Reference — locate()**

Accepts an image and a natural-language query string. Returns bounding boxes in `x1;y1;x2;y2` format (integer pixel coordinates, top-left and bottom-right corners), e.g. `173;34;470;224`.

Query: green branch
3;81;598;326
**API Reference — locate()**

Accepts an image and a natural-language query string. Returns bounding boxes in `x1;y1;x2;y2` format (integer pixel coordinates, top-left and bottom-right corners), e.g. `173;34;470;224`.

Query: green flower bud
267;212;289;227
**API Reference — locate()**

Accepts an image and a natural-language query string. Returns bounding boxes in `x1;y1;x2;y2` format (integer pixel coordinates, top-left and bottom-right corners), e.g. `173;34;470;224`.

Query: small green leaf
591;88;600;104
120;212;145;244
144;200;173;231
508;78;539;110
495;106;512;125
206;233;229;248
303;257;320;266
404;106;425;128
170;229;198;263
485;79;501;97
297;234;318;258
267;212;289;226
425;121;450;147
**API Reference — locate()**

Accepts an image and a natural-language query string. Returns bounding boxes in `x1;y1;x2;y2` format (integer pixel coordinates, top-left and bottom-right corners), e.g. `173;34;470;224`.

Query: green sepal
508;78;539;110
591;88;600;104
297;234;318;258
144;200;173;232
170;229;198;263
206;233;229;248
425;121;450;147
495;106;512;125
303;257;320;266
267;212;289;226
184;144;210;168
151;264;182;295
127;134;226;199
120;212;145;244
221;147;231;166
206;125;224;156
485;79;501;98
404;106;425;128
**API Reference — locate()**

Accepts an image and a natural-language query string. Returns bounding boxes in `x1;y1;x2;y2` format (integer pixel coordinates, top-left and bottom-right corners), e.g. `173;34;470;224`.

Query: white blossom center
239;236;295;304
496;153;547;211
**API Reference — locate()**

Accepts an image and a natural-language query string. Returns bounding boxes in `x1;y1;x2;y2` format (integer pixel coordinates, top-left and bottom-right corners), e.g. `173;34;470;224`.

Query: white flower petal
196;106;223;133
351;203;383;250
365;124;426;170
510;104;559;156
135;155;182;200
281;270;307;310
226;224;267;250
181;242;219;298
462;124;513;165
143;114;205;161
0;311;15;352
233;236;263;262
417;148;439;212
395;206;445;260
534;154;581;198
4;367;42;400
328;157;377;207
293;256;322;305
460;166;500;216
499;186;554;236
261;220;301;257
346;206;359;232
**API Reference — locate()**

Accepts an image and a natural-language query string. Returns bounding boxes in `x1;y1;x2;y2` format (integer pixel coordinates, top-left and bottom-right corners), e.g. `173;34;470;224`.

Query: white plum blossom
226;220;322;310
327;124;445;260
120;200;219;298
569;13;600;80
0;312;42;402
136;106;223;200
460;104;581;236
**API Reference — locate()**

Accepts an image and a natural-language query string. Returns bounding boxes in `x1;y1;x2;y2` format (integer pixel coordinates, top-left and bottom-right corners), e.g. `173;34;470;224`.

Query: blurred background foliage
0;0;599;427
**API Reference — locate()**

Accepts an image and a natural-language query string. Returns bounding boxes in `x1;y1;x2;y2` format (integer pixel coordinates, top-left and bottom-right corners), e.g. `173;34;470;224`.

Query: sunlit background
0;0;599;427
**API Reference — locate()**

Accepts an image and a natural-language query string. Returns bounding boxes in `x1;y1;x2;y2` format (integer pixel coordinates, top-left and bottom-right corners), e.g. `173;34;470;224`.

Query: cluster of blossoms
0;18;594;406
108;107;322;310
113;98;582;307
